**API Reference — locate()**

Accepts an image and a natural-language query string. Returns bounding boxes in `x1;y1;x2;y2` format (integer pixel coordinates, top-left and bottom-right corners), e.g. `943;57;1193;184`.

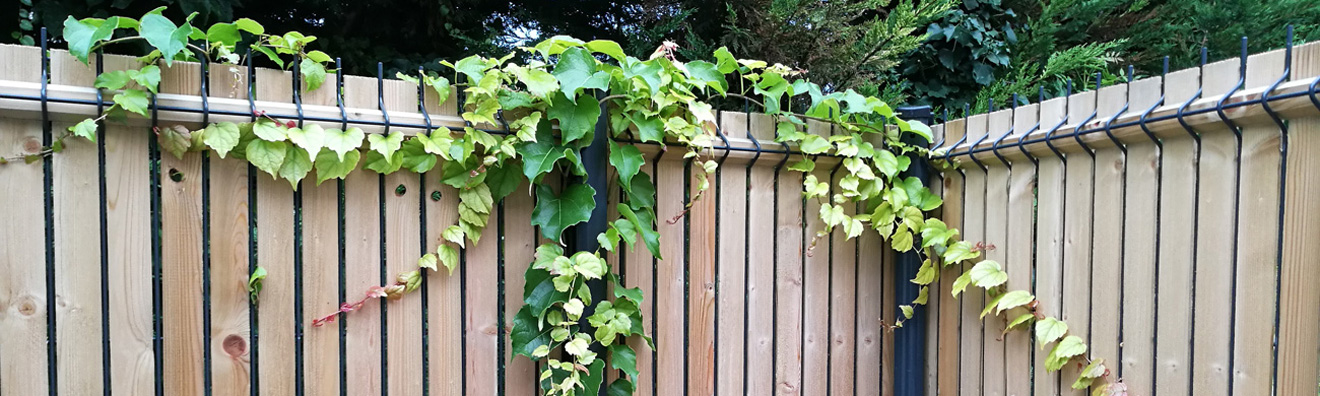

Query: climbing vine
10;9;1121;395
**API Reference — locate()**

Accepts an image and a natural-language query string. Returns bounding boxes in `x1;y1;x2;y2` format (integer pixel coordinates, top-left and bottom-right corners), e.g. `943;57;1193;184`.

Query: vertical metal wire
415;66;433;396
1105;66;1134;385
376;62;391;396
1137;56;1170;385
712;112;728;395
742;107;760;396
1173;47;1209;395
39;27;58;396
1220;38;1249;396
284;49;309;396
147;35;166;396
198;49;216;396
1264;27;1294;394
95;48;113;396
328;56;349;396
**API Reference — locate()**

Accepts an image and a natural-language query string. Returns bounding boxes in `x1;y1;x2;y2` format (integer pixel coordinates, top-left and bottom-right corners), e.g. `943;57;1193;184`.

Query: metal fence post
570;91;611;395
894;105;933;396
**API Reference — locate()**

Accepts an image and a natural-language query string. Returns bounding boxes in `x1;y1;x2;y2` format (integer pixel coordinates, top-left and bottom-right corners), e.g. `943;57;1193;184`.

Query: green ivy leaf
367;131;404;158
113;89;151;118
942;241;979;265
202;122;241;158
286;124;326;158
363;151;403;174
300;58;327;91
713;47;738;74
995;290;1035;315
969;260;1008;288
442;225;466;249
398;139;437;173
583;357;607;395
548;93;600;145
516;139;566;184
553;47;597;100
609;141;644;189
252;118;288;142
1046;335;1087;372
69;119;99;142
313;149;359;185
277;145;313;190
155;125;191;160
617;204;661;259
1005;313;1034;334
684;60;727;94
418;253;438;271
246;139;288;178
94;71;131;91
532;183;596;241
323;127;365;161
608;343;639;382
247;266;266;304
625;173;656;211
485;162;524;203
127;65;161;94
139;10;191;66
1035;317;1068;348
951;271;972;297
628;113;664;144
437;244;459;275
585;40;626;62
512;66;560;98
63;16;120;64
510;305;553;360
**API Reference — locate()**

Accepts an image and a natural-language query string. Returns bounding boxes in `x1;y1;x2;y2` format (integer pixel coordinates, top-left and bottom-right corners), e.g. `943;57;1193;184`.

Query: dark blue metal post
894;105;933;396
570;92;611;395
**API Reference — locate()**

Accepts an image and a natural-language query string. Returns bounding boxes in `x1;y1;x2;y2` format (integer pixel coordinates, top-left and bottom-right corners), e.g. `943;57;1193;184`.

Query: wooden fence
926;39;1320;396
0;44;906;396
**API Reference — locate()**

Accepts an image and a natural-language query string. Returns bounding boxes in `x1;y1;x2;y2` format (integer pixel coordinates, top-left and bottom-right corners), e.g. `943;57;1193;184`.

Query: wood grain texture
936;117;966;396
209;156;254;396
1004;104;1037;396
158;116;206;396
301;171;341;396
1154;67;1201;396
385;171;424;395
745;113;777;396
49;50;107;396
1276;40;1320;396
801;121;831;396
715;112;749;396
503;181;538;396
856;218;882;396
464;191;499;396
1118;75;1163;394
1190;59;1241;396
655;157;687;396
255;171;296;395
1059;91;1096;396
981;108;1011;396
1228;49;1286;396
774;154;805;396
1089;84;1128;392
626;163;657;396
1032;98;1066;396
343;162;383;396
828;151;857;396
424;177;462;395
0;109;50;395
958;114;987;396
688;156;718;396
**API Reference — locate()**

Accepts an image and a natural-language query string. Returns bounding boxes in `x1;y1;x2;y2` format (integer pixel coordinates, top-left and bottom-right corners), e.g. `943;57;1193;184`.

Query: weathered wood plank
1276;40;1320;396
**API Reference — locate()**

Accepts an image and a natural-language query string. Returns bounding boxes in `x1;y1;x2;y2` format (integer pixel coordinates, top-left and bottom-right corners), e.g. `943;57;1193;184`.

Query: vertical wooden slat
981;109;1011;396
49;49;106;396
424;177;462;395
656;157;687;396
716;112;749;396
503;181;537;396
1004;103;1037;396
626;164;657;396
0;43;50;395
159;61;207;396
828;134;857;396
958;114;987;396
745;113;777;396
1154;67;1200;396
936;117;966;396
210;156;253;395
688;153;718;396
255;173;295;395
423;85;463;395
802;121;831;396
341;76;383;396
774;152;805;395
294;64;342;396
856;220;882;396
1190;58;1241;396
924;124;944;396
1118;75;1163;394
880;249;895;396
1032;98;1066;396
1229;48;1287;396
251;63;297;396
464;191;499;396
1277;40;1320;396
1089;84;1128;392
386;170;423;395
1060;91;1096;396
